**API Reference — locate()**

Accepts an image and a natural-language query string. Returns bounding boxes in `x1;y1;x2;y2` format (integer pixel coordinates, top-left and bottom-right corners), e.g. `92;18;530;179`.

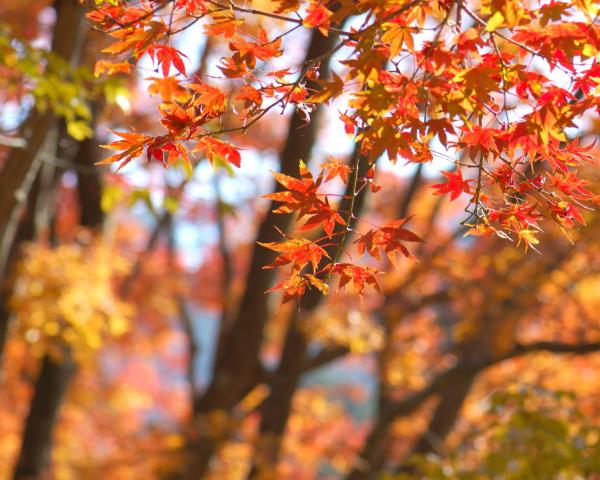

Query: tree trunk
408;370;476;458
13;354;76;480
249;321;306;479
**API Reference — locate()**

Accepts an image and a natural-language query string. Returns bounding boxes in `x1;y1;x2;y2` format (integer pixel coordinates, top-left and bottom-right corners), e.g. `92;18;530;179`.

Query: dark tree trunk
13;355;76;480
249;322;306;478
408;370;476;458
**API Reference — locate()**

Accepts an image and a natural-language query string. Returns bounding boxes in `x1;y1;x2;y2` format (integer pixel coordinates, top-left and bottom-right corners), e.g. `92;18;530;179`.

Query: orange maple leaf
431;170;474;201
147;45;188;77
303;1;333;35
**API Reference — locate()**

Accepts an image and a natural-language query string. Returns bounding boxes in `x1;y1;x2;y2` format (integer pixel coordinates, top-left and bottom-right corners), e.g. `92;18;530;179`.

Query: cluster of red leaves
266;161;345;237
88;0;348;173
88;0;600;295
261;160;421;303
355;218;423;267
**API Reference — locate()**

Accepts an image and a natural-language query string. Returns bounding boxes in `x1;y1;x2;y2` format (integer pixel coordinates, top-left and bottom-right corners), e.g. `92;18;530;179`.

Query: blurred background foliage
1;1;600;480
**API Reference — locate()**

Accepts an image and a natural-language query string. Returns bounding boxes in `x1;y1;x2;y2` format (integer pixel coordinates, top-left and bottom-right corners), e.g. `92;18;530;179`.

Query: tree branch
347;339;600;480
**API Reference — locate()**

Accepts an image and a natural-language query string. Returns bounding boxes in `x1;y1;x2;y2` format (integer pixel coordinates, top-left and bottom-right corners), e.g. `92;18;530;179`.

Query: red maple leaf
330;263;380;299
431;169;474;201
264;161;321;216
303;2;333;35
147;45;188;77
195;137;241;167
355;218;423;266
320;157;351;183
259;238;330;272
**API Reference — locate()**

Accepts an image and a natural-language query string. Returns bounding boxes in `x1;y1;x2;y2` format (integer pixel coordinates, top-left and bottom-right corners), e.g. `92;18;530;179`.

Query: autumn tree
2;0;600;479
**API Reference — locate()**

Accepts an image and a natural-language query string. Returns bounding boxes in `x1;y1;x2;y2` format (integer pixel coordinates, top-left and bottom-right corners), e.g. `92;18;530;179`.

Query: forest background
2;0;600;479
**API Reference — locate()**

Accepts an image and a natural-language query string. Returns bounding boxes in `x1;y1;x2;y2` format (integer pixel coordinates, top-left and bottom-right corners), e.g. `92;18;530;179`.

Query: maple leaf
273;0;301;13
267;273;308;304
195;137;241;168
264;160;321;215
224;31;282;79
94;60;131;77
259;238;330;272
87;0;600;275
255;28;284;60
204;17;244;38
175;0;209;15
265;161;343;236
538;1;571;27
320;157;351;183
306;274;329;295
357;120;410;163
460;126;500;156
146;137;189;168
189;82;227;116
303;1;333;35
455;28;486;53
300;200;346;237
550;201;586;228
234;85;263;113
267;68;293;79
364;167;382;193
339;111;356;135
465;222;498;238
147;45;188;77
159;104;195;134
87;4;151;28
431;170;474;201
426;118;456;145
548;172;597;202
488;204;542;232
355;218;423;266
330;263;380;299
218;55;251;78
452;65;501;100
382;21;415;57
266;271;329;303
102;20;167;57
516;228;541;252
98;131;152;171
147;76;189;103
286;85;309;104
307;71;345;104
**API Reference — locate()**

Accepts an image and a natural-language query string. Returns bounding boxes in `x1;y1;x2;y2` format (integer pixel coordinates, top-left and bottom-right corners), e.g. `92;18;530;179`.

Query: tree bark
0;172;45;366
407;371;476;458
249;321;307;479
13;354;76;480
74;136;105;229
345;336;600;480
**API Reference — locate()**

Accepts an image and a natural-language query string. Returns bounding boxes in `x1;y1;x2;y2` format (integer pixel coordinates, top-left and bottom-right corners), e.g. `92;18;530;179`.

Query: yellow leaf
66;120;93;141
486;11;505;32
